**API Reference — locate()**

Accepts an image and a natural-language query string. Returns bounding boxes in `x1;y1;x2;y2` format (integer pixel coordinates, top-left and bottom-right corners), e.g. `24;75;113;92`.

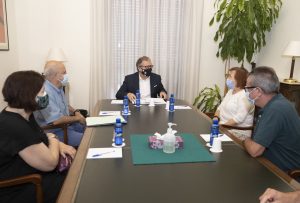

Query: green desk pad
130;133;216;165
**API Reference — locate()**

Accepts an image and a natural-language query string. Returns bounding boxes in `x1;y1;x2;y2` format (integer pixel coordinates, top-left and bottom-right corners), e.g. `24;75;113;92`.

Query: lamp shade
282;41;300;57
46;48;67;62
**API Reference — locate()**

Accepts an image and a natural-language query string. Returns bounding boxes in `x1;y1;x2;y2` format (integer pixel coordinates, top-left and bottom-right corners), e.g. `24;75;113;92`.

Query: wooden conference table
57;99;299;203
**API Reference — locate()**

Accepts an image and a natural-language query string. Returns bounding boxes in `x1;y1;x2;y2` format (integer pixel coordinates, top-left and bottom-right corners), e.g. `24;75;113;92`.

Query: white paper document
86;147;122;159
140;98;166;105
99;111;121;116
86;116;126;126
174;105;192;109
111;100;123;104
200;134;233;142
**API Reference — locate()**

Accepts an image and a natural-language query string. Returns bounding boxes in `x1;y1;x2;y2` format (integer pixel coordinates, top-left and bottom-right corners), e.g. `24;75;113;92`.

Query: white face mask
245;88;259;105
59;74;69;86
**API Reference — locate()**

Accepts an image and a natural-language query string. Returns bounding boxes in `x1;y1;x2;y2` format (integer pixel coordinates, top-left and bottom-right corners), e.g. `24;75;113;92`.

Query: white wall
14;0;90;109
1;0;299;110
0;0;18;109
257;0;300;81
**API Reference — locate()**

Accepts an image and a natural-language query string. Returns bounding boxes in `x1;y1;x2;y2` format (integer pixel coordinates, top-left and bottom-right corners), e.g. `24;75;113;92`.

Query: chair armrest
220;124;254;131
0;174;42;188
42;123;69;144
288;169;300;179
0;174;43;203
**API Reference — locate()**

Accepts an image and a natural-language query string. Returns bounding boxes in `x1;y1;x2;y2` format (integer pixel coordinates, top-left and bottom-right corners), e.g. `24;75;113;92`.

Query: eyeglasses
244;86;257;92
139;65;153;69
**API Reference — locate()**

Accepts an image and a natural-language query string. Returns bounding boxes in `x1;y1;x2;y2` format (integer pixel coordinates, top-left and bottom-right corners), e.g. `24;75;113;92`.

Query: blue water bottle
123;96;129;115
169;94;175;112
136;90;140;107
114;118;123;146
209;119;219;146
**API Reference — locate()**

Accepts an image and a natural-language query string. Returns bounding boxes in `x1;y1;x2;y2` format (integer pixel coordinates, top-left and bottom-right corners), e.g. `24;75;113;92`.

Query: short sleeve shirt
217;89;254;126
34;80;69;126
253;94;300;171
0;109;48;180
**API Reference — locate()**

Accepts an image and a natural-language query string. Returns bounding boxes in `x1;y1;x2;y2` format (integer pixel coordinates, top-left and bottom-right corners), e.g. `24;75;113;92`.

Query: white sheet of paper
111;100;123;104
86;148;122;159
99;111;121;116
86;116;126;126
174;105;192;109
140;98;166;105
200;134;233;142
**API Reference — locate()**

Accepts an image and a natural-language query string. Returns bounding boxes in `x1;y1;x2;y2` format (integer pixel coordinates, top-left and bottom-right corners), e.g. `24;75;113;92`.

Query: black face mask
141;68;152;77
35;94;49;110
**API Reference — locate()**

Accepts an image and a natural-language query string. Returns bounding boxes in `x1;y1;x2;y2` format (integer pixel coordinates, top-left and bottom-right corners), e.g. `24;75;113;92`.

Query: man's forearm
52;115;80;125
243;138;265;157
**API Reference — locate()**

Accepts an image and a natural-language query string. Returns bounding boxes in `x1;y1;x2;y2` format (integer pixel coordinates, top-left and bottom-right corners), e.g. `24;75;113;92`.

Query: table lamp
282;41;300;83
46;48;67;62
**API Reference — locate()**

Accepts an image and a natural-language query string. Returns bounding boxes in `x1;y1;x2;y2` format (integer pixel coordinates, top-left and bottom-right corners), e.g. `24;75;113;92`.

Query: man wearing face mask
214;67;254;140
116;56;168;103
243;66;300;176
34;61;85;147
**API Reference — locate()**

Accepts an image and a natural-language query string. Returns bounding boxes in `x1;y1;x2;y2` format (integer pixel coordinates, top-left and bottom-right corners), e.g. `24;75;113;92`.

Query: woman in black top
0;70;76;203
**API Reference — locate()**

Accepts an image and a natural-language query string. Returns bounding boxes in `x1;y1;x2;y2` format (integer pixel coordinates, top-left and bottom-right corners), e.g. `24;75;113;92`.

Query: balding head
43;61;66;87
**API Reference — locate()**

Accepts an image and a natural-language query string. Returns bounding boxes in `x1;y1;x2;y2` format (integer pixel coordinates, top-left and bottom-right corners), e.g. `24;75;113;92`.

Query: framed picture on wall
0;0;9;51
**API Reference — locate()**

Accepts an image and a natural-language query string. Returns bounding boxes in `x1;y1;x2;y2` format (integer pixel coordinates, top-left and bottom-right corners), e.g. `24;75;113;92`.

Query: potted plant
209;0;282;67
193;85;222;118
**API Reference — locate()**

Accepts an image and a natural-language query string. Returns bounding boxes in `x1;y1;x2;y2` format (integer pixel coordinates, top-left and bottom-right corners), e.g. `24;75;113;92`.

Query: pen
92;150;115;157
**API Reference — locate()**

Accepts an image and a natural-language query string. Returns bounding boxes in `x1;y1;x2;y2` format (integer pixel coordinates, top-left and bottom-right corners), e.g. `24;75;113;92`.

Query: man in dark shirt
243;66;300;173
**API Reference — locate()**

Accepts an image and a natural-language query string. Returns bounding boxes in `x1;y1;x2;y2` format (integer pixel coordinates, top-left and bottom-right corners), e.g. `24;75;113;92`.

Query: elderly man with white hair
34;61;85;147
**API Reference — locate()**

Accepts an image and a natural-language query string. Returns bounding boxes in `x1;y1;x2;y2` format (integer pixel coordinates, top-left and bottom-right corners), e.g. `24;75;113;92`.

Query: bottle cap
213;119;218;124
116;118;121;123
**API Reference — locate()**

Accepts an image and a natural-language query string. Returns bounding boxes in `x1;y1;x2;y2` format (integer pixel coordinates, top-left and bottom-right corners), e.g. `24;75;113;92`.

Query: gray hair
248;66;280;94
43;61;61;79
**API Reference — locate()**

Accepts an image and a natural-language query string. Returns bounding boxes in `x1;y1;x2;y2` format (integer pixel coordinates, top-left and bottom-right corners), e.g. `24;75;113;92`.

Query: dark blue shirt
253;94;300;171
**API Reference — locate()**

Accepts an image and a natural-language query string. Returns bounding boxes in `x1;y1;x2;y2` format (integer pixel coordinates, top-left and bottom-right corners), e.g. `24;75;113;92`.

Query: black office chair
0;174;43;203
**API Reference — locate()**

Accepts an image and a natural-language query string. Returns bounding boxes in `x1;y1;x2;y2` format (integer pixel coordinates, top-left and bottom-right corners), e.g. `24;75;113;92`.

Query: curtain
90;0;203;111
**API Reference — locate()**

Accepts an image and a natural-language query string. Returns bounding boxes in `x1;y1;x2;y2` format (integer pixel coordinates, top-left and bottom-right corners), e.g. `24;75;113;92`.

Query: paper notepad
200;134;233;142
86;116;126;126
87;148;122;159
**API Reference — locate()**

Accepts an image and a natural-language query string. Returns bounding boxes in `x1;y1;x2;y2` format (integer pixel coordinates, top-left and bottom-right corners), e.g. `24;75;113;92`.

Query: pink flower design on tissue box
148;136;184;149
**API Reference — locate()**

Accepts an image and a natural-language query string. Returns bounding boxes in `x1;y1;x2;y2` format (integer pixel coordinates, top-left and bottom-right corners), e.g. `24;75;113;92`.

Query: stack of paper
86;115;126;126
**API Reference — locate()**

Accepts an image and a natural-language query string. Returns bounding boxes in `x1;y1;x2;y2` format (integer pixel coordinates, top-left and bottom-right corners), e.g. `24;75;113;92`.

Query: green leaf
211;0;282;63
209;17;215;26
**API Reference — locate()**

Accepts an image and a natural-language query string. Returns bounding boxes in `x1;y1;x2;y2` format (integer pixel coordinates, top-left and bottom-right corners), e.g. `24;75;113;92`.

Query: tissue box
148;136;184;149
